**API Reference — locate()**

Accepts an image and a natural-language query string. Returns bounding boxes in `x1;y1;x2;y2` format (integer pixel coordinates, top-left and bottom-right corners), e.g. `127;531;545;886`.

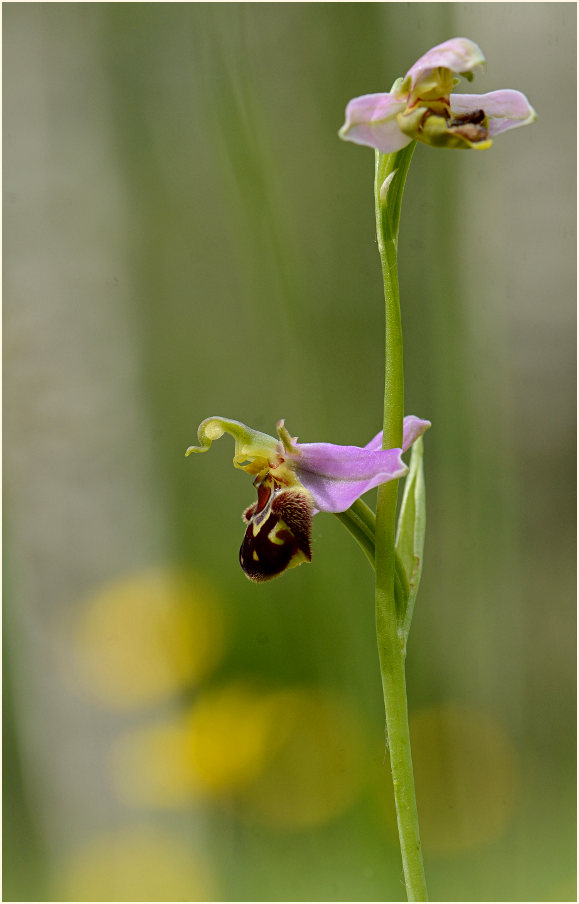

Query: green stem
374;144;428;902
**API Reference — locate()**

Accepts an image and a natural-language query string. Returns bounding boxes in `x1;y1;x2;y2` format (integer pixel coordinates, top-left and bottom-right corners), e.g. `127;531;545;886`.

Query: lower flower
187;416;430;581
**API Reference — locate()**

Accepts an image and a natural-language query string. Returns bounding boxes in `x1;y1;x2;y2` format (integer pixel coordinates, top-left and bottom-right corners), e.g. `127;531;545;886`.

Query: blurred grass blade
395;436;426;646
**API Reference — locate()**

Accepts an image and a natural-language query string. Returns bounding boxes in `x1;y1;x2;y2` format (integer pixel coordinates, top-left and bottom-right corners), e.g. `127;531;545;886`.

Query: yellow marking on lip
268;520;292;546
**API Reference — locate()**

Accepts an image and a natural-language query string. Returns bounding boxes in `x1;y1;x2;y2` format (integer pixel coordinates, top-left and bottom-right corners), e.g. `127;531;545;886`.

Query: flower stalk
373;142;428;902
334;499;377;567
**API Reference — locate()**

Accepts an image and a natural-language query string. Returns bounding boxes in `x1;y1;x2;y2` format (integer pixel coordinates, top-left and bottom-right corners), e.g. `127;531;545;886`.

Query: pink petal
339;92;411;153
365;416;432;453
450;89;537;136
295;442;407;513
405;37;485;89
402;416;432;451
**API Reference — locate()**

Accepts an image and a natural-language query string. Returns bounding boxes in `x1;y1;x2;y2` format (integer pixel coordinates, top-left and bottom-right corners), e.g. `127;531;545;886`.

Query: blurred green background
3;3;576;902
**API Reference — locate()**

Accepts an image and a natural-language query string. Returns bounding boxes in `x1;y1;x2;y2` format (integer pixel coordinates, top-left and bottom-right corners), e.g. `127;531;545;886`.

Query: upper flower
186;416;430;581
339;37;536;152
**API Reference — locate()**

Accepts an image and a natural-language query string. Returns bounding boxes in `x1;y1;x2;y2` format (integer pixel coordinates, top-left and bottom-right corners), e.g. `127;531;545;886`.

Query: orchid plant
188;38;535;902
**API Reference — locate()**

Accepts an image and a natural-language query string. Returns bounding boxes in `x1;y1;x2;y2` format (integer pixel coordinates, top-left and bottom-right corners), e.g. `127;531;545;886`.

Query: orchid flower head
339;36;536;152
187;415;431;582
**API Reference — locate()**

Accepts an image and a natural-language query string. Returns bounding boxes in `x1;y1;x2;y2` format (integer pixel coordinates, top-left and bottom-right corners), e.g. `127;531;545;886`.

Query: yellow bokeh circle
111;683;368;830
70;568;225;709
57;823;216;902
111;681;282;806
239;689;368;829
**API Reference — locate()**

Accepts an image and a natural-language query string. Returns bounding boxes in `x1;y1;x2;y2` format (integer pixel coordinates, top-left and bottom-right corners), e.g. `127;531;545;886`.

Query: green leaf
394;548;410;618
395;436;426;647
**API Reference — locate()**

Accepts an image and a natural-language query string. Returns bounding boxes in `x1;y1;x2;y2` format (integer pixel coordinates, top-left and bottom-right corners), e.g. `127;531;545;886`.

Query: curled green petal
186;417;280;476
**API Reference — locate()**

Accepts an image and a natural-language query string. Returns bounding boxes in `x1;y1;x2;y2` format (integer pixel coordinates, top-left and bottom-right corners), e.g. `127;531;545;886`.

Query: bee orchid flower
186;416;430;582
339;36;536;152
